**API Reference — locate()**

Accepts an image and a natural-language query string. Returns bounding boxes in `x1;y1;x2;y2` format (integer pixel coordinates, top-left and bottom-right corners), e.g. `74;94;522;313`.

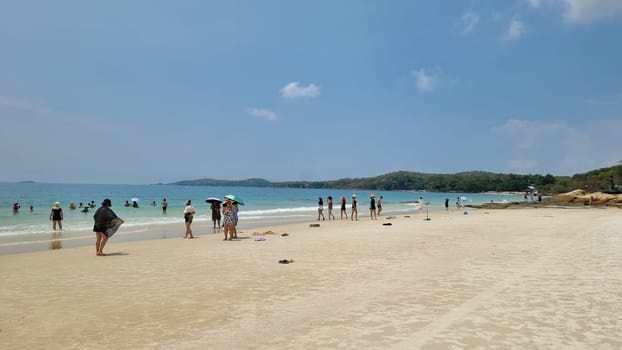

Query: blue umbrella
224;194;244;205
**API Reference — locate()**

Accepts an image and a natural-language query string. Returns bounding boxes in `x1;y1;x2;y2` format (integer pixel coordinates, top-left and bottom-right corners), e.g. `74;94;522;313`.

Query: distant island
19;181;36;183
167;165;622;195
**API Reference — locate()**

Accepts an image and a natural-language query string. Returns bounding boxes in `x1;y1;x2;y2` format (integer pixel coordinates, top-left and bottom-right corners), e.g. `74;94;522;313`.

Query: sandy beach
1;207;620;349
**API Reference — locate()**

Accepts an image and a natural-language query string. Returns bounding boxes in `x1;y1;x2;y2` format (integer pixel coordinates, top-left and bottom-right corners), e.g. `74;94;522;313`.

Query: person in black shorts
340;196;348;220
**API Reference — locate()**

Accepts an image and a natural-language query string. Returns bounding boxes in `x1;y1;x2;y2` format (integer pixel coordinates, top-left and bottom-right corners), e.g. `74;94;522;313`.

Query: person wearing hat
183;199;196;239
49;202;64;230
351;194;358;221
369;194;377;220
93;199;119;256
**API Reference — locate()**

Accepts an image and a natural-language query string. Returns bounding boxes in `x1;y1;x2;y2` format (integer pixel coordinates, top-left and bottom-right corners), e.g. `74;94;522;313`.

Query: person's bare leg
96;232;108;255
95;233;101;255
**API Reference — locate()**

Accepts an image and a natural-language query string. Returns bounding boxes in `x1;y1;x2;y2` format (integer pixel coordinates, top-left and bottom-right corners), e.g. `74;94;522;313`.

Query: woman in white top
183;200;196;238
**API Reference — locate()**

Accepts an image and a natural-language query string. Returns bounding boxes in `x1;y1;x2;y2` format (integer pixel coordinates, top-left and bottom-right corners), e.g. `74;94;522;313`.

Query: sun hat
54;202;60;208
352;194;357;198
370;194;376;198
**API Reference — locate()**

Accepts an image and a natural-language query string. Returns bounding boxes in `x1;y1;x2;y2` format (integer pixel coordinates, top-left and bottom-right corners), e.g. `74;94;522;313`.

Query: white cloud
492;117;622;174
412;68;439;93
0;95;55;114
279;81;321;99
558;0;622;23
502;18;526;42
455;12;480;35
247;108;277;121
526;0;542;8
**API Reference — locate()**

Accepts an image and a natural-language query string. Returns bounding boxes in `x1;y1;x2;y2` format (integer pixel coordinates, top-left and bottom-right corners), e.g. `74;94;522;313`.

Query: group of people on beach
317;194;383;221
180;198;239;241
90;197;241;256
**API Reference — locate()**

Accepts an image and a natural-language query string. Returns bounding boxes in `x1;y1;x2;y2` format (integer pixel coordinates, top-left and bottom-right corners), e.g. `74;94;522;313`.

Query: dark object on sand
281;233;289;237
382;223;392;226
278;259;294;264
310;223;320;227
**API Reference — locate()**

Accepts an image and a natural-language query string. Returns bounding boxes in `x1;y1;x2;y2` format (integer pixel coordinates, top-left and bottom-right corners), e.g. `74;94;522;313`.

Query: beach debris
253;230;276;236
404;215;411;218
309;223;320;227
278;259;294;264
382;223;392;226
254;237;266;242
281;233;289;237
464;211;468;215
386;216;396;219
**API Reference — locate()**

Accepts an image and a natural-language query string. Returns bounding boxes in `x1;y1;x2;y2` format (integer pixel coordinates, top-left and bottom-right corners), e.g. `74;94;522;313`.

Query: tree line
171;165;622;194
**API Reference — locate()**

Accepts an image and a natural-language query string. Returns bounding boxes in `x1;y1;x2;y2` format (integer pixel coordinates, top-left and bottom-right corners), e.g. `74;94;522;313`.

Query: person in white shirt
183;200;196;239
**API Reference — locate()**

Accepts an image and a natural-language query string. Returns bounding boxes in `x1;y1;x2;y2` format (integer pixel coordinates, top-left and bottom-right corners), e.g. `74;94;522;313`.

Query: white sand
1;207;620;349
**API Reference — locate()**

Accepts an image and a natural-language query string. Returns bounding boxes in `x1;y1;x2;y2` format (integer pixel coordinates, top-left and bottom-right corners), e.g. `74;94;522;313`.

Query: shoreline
0;206;430;256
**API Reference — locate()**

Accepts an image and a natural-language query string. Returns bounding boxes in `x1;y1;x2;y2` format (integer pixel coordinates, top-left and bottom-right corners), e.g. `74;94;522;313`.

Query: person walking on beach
418;197;424;213
222;198;236;240
183;200;195;239
49;202;64;230
351;195;358;221
369;194;377;220
327;196;335;220
317;197;325;221
93;199;119;256
161;198;168;214
340;196;348;220
377;196;383;216
444;198;449;211
211;201;221;230
456;197;462;209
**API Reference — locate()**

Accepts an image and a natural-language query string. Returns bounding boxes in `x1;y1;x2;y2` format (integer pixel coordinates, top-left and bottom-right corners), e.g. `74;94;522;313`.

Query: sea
0;182;522;254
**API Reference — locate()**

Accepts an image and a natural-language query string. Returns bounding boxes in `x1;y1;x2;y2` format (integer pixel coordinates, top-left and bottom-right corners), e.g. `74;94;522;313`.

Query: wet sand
1;207;620;349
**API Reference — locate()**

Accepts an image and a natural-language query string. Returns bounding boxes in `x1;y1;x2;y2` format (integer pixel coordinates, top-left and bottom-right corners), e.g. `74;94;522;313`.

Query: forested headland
169;164;622;194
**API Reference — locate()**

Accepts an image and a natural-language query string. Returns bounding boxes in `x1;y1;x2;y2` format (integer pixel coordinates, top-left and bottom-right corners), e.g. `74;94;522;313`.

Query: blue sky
1;0;621;184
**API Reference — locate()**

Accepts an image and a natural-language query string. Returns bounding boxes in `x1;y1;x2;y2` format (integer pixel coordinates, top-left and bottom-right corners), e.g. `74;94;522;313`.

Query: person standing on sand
444;198;449;211
317;197;325;221
232;201;239;229
93;199;118;256
222;198;236;240
49;202;64;230
327;196;335;220
351;195;358;221
211;201;221;229
369;194;377;220
183;200;195;239
418;197;424;212
340;196;348;220
161;198;168;214
377;196;383;216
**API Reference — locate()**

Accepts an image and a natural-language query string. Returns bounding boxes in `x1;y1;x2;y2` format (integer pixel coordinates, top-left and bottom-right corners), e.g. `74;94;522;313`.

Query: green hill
168;164;622;194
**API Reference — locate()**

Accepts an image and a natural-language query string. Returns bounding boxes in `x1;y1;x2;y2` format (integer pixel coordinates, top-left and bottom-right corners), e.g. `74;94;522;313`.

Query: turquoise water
0;182;521;252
